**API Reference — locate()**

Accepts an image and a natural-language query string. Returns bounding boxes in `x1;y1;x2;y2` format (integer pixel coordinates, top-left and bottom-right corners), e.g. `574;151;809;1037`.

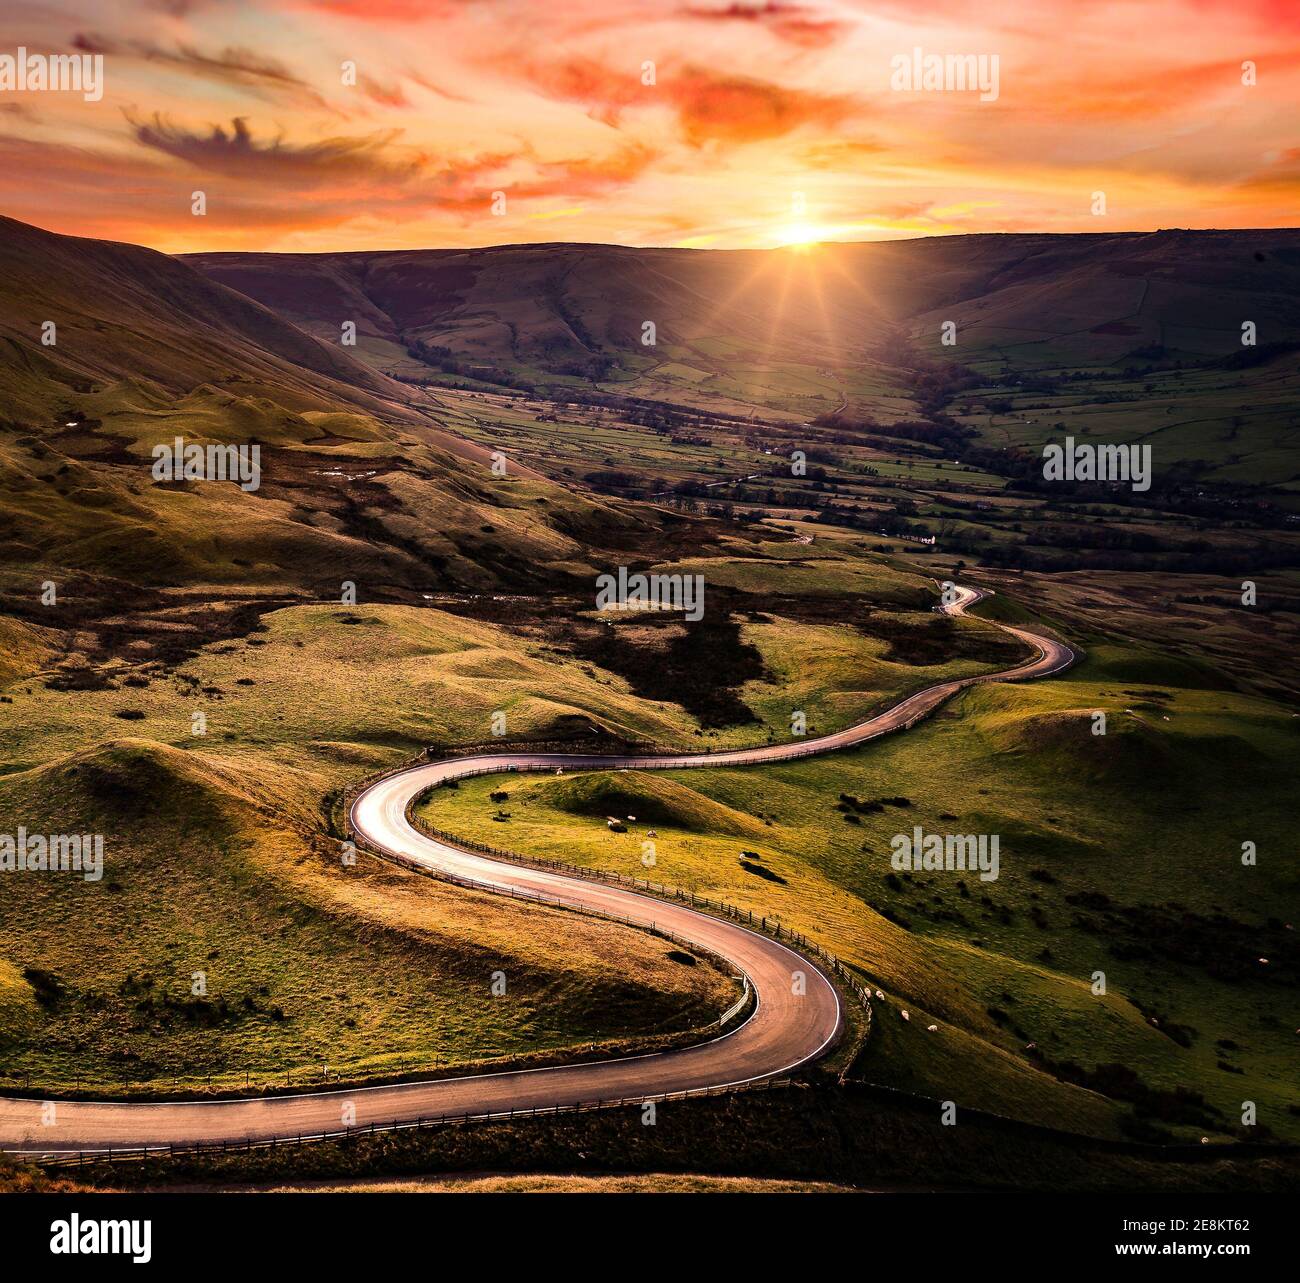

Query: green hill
0;738;736;1094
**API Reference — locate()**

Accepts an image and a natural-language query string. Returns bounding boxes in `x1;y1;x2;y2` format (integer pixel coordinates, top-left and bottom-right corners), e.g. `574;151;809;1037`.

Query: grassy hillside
187;231;1300;456
2;216;1295;1174
0;214;712;608
0;391;661;592
0;734;737;1094
0;545;984;1095
417;639;1298;1143
0;215;415;423
186;242;900;378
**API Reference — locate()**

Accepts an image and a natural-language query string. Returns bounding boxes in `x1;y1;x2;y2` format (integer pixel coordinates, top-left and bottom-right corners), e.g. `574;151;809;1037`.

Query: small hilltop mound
533;770;766;837
983;706;1268;788
7;736;265;829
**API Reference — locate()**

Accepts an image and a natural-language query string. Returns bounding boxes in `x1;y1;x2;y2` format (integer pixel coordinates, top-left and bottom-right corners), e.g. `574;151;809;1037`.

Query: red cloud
679;2;853;49
514;55;856;145
667;67;856;146
521;142;661;196
303;0;464;18
520;56;648;127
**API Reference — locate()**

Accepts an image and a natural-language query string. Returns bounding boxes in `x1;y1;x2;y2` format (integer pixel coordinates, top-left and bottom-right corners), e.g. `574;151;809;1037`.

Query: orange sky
1;0;1297;252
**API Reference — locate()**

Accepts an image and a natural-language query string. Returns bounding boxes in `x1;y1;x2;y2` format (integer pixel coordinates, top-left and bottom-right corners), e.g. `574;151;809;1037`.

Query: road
1;585;1075;1155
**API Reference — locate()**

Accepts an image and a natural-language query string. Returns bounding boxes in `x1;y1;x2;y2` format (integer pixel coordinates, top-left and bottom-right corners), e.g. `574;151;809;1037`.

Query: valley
0;215;1296;1188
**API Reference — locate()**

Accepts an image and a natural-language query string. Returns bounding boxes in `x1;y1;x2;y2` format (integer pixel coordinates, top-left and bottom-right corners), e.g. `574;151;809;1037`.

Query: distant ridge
185;228;1300;379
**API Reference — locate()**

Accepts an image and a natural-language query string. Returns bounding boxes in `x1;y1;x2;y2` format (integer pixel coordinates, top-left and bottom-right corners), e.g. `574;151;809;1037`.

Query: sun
776;221;822;251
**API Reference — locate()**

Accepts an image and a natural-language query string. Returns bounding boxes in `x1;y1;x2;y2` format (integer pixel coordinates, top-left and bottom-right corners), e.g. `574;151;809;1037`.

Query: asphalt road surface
1;585;1075;1155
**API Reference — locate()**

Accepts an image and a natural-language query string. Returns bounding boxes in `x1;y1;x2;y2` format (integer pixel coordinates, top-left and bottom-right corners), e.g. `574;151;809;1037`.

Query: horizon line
6;212;1300;259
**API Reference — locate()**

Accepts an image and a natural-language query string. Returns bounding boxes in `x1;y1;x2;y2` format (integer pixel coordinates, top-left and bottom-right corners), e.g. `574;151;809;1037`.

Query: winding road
1;585;1075;1156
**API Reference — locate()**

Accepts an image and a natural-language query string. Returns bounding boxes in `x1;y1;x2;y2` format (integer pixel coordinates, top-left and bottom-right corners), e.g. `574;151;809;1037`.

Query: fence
401;800;874;1024
20;609;1081;1153
0;905;761;1104
40;1070;1292;1171
37;1076;796;1169
717;976;750;1028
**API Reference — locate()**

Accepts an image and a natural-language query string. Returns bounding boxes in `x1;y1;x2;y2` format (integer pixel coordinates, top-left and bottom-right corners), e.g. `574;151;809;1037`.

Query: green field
0;599;771;1094
1;546;1006;1094
417;640;1299;1142
3;218;1297;1186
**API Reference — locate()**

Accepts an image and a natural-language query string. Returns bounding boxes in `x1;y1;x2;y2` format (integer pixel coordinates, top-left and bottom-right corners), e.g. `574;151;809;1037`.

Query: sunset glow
776;221;823;249
1;0;1298;252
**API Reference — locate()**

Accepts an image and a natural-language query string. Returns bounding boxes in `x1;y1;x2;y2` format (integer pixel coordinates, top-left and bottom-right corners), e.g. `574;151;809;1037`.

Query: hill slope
0;216;699;603
0;215;419;423
186;229;1300;384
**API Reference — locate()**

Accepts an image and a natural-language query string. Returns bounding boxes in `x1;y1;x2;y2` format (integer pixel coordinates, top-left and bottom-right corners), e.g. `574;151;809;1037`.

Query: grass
149;1172;858;1193
965;567;1300;704
0;551;966;1094
4;217;1296;1178
38;1084;1298;1194
416;640;1299;1143
0;615;56;686
1;341;696;606
2;543;1016;768
650;555;929;601
955;360;1300;489
1;533;1012;1097
0;737;737;1094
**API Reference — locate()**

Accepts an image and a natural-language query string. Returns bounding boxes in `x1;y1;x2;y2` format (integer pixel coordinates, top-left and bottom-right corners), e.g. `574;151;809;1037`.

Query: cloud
423;141;661;215
678;2;853;49
1232;147;1300;200
666;67;857;146
303;0;465;18
522;142;661;195
0;101;40;124
513;55;857;145
0;130;515;246
799;137;886;168
404;68;476;103
356;73;409;107
144;0;225;14
1020;52;1299;121
8;0;1300;250
126;113;419;184
73;32;338;111
516;56;648;127
119;110;653;230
